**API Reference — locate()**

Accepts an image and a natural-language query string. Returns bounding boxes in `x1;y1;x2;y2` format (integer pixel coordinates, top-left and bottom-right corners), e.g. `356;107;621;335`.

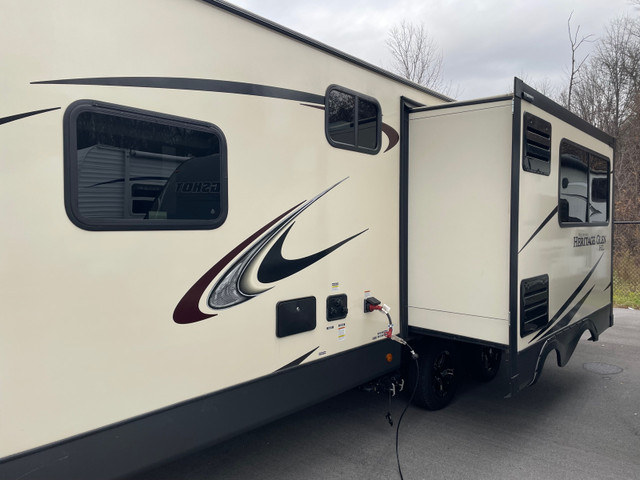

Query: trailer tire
410;341;457;410
476;346;501;382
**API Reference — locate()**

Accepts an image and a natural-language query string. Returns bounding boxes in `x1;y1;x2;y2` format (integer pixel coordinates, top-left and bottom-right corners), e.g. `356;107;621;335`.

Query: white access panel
407;100;513;345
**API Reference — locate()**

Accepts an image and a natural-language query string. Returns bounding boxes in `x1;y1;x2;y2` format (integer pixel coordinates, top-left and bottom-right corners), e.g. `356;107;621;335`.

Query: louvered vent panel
523;113;552;175
520;275;549;337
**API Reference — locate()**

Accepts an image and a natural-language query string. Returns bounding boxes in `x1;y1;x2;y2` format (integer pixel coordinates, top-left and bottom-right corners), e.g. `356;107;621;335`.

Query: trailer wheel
411;342;457;410
477;346;501;382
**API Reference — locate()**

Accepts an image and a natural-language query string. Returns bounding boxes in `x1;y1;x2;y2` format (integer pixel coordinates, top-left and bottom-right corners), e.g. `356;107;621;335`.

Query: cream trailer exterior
0;1;614;478
405;89;614;396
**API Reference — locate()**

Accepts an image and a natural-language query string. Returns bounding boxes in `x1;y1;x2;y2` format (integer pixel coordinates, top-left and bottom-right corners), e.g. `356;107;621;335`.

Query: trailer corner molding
173;178;366;324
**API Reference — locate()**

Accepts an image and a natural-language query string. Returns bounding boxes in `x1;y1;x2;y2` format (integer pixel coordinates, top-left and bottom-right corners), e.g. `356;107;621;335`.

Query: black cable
395;352;419;480
382;311;419;480
374;308;419;479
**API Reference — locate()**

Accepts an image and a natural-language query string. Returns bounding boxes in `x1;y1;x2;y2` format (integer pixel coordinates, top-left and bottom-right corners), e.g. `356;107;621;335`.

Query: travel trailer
0;0;614;478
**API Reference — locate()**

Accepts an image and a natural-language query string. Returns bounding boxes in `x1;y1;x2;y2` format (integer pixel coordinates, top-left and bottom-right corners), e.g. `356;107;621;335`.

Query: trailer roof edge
514;78;616;149
408;94;514;114
200;0;454;103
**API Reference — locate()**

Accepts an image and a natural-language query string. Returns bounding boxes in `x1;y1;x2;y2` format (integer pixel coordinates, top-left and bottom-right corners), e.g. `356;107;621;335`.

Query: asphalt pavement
127;308;640;480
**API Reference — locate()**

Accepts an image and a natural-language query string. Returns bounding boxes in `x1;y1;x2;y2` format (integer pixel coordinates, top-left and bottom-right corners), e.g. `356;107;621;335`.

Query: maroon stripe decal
173;202;303;324
381;122;399;152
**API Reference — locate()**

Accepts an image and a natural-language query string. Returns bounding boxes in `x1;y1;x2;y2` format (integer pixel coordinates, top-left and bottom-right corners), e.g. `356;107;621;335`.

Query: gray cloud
230;0;637;99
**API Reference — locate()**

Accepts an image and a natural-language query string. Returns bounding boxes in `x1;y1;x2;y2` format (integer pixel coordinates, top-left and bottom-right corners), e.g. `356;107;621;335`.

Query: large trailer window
558;140;609;226
64;101;227;231
325;86;381;154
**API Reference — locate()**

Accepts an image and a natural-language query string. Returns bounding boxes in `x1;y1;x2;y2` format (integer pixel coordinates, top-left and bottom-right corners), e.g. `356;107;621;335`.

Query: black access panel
276;296;317;338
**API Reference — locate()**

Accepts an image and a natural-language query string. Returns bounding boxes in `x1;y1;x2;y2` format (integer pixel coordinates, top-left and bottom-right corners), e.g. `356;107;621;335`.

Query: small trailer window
325;86;381;154
558;140;609;226
64;101;227;230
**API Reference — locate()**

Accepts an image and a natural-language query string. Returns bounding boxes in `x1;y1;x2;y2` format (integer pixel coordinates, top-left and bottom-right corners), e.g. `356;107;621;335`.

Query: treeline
557;15;640;223
558;15;640;305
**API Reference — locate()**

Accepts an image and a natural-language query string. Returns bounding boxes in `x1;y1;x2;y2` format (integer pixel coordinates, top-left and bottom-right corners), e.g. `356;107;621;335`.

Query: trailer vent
522;113;551;176
520;275;549;337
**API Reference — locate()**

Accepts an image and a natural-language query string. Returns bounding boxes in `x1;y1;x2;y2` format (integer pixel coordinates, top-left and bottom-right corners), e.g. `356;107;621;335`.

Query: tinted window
327;90;356;145
65;102;227;230
326;86;380;154
357;97;378;149
558;140;609;226
589;156;609;223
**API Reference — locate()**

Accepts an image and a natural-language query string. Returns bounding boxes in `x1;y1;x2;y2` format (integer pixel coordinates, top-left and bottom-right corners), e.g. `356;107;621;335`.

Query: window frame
324;85;381;155
64;100;228;231
558;138;610;228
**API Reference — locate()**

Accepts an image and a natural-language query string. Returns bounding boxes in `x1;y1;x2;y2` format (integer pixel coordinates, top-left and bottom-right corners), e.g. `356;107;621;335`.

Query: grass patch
613;290;640;308
613;276;640;309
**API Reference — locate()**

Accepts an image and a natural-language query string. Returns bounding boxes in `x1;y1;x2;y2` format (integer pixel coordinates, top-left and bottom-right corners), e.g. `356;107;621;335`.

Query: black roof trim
514;78;615;149
200;0;453;102
406;78;615;150
408;94;513;114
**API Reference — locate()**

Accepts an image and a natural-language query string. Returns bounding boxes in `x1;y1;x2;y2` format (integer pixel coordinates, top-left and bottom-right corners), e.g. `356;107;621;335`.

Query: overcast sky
228;0;638;100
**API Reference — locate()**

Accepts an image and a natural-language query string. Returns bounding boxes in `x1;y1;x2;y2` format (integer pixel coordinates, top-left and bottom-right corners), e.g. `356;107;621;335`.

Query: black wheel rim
480;347;500;376
431;350;455;398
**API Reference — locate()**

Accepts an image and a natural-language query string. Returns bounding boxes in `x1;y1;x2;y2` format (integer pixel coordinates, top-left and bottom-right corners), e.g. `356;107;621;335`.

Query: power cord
366;300;419;480
394;350;419;480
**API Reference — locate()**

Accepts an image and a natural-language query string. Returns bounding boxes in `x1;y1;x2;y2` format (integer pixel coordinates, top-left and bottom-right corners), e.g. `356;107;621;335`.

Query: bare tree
576;17;639;135
386;21;451;95
532;77;558;97
565;11;594;111
569;15;640;226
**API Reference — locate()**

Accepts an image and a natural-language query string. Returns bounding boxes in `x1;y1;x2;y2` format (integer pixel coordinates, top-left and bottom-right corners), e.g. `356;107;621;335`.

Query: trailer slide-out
0;1;614;478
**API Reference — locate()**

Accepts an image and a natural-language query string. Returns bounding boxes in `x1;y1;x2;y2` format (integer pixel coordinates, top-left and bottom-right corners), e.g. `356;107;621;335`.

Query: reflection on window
66;103;227;230
558;140;609;226
326;87;380;154
327;90;356;145
357;98;378;149
589;157;609;223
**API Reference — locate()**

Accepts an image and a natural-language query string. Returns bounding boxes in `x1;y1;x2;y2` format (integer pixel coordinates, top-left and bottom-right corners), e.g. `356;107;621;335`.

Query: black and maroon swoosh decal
257;223;366;284
208;178;365;309
173;203;302;324
174;178;366;324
